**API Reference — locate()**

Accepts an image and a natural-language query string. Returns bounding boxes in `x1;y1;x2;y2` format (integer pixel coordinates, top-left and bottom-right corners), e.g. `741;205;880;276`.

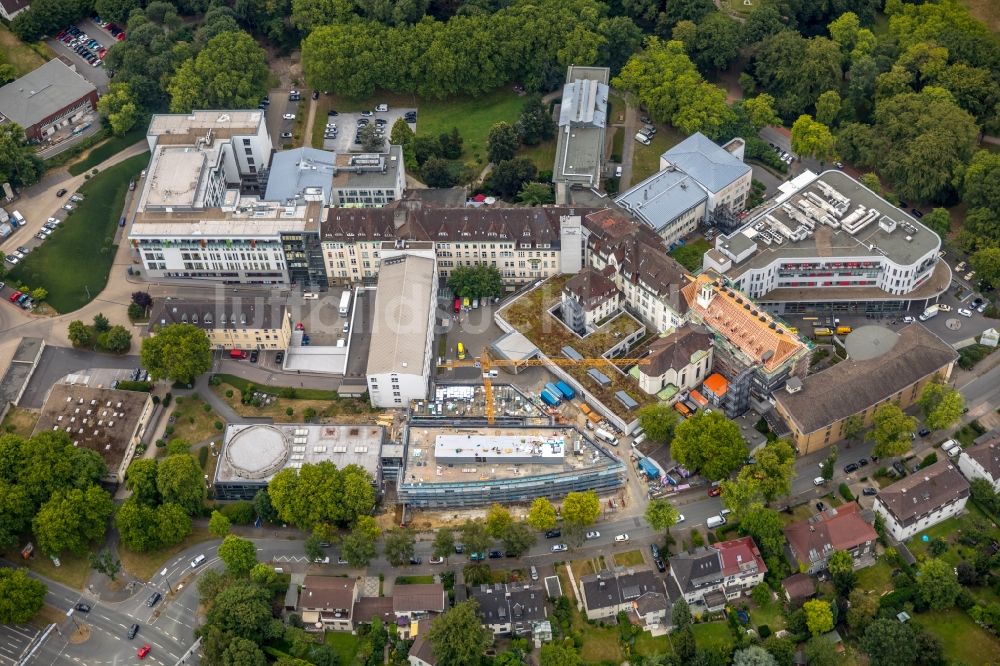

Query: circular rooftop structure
843;325;899;361
225;425;289;479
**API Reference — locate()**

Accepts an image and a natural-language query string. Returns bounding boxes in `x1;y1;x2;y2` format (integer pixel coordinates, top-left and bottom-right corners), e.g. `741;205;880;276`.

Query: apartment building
147;299;292;351
703;170;949;315
668;536;767;612
873;461;970;541
579;569;664;621
331;145;406;207
956;429;1000;492
783;503;878;574
321;205;586;286
560;267;620;334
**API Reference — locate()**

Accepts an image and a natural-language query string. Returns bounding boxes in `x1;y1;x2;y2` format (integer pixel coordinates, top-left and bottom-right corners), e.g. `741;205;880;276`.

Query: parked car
614;534;630;543
844;463;859;473
910;208;924;218
958;308;973;317
938;304;952;311
409;556;423;565
707;484;722;497
918;427;931;437
280;132;292;139
862;487;878;496
965;271;977;281
815;502;826;512
813;476;826;486
858;458;869;467
585;531;600;540
275;351;284;364
488;550;504;559
56;188;67;197
551;544;568;553
429;556;444;565
249;350;259;363
5;256;18;265
545;529;561;539
360;110;374;117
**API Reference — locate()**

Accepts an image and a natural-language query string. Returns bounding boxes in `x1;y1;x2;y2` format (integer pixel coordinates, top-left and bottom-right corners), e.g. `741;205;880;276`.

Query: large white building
553;65;610;204
616;133;752;245
366;245;437;408
873;460;969;541
703;170;950;315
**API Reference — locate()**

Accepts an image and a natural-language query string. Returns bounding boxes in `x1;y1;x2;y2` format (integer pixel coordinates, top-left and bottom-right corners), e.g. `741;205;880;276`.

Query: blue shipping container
545;383;562;399
554;381;576;400
540;390;560;407
638;458;660;479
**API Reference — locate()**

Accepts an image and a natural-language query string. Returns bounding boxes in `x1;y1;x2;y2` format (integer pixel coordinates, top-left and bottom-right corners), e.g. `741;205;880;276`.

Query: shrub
163;393;172;407
198;447;209;468
919;452;938;469
164;425;175;436
928;537;948;557
203;403;211;412
209;375;222;386
757;625;771;639
691;530;704;548
152;395;160;405
225;390;234;398
155;439;166;447
214;421;224;430
839;483;854;501
220;501;255;524
285;407;294;416
116;380;153;392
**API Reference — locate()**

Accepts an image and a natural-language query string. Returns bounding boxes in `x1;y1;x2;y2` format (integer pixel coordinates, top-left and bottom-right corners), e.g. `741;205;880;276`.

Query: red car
295;322;304;330
9;291;22;303
453;297;461;314
707;485;721;497
137;644;151;659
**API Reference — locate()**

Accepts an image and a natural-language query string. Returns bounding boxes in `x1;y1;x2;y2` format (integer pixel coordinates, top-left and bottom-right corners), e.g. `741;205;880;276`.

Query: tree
384;528;416;566
485;504;514;538
253;489;278;524
116;498;161;551
67;320;92;347
732;646;777;666
342;515;379;567
690;13;742;72
209;510;232;538
89;548;121;581
841;414;864;443
33;485;114;556
97;82;141;136
742;94;781;131
815;90;842;127
95;0;140;23
739;505;786;556
917;557;961;610
661;0;714;29
827;550;856;596
527;497;557;532
460;520;492;556
869;403;917;458
0;123;43;190
304;533;326;562
731;439;796;505
207;579;279;641
917;380;965;431
447;265;504;300
249;563;278;589
562;490;600;527
168;31;269;113
390;117;415;147
670;412;748;480
501;522;536;557
432;528;455;560
791;115;837;162
539;643;580;666
93;313;110;333
487;122;520;164
359;123;386;152
637;403;679;444
100;326;133;354
0;568;46;624
142;323;212;384
427;601;491;666
751;32;843;121
221;636;267;666
131;291;153;309
860;619;919;666
645;498;680;534
972;246;1000;289
803;637;840;666
156;454;205;515
30;288;47;303
420;157;457;188
517;182;555;206
921;208;951;237
218;535;258;577
125;458;160;505
516;95;555;145
828;11;862;53
491;158;537;199
821;446;838;482
803;599;834;636
763;636;796;666
846;588;878;630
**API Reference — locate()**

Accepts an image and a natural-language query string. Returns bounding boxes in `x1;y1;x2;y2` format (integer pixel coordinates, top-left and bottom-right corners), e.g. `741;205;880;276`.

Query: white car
429;556;444;565
47;217;60;225
676;514;686;523
965;271;977;281
303;292;319;300
313;556;329;564
958;308;972;317
813;476;826;486
12;250;24;259
902;316;915;324
614;534;629;543
615;165;622;177
585;531;601;540
937;304;952;312
326;123;337;129
4;255;18;265
551;543;568;553
283;113;296;120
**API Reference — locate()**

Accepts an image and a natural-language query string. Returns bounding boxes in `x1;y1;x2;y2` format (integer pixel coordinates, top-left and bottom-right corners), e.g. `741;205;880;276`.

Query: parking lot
264;89;304;148
2;198;73;272
322;106;417;153
45;17;116;92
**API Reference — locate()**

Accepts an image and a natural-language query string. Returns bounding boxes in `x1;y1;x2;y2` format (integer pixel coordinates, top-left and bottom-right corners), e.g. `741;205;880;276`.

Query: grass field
630;125;686;182
119;526;214;581
915;609;1000;664
855;559;894;594
634;631;673;656
395;575;434;584
670;239;712;270
517;139;557;172
611;127;625;161
692;622;733;652
10;152;149;313
67;127;147;176
1;407;39;438
167;394;225;444
579;623;624;663
325;633;360;665
613;549;645;567
720;0;768;14
960;0;1000;32
0;25;46;77
4;550;91;589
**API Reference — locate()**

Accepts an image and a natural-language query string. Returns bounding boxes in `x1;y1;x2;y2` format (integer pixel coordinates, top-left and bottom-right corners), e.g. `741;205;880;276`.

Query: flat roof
404;426;612;484
265;147;337;204
131;199;323;236
145;148;208;209
215;423;383;484
332;145;403;190
553;66;609;185
147;110;264;142
723;171;940;277
615;167;707;231
366;254;435;376
0;60;95;128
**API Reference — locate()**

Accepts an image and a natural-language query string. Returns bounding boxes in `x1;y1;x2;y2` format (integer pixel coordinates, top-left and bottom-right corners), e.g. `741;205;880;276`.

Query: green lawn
68;127;147;176
692;622;733;652
578;623;624;663
395;575;434;584
4;550;90;590
855;559;895;594
611;127;625;161
325;632;360;665
0;24;46;77
907;504;1000;562
720;0;769;13
517;139;557;173
914;609;1000;664
613;549;646;567
634;631;673;656
167;394;225;444
749;597;786;632
631;125;686;183
670;239;711;270
10;152;149;313
213;374;340;400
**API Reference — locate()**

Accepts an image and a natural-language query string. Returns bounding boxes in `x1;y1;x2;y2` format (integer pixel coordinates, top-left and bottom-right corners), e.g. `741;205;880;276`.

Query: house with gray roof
615;132;751;245
0;59;97;141
0;0;30;21
470;583;548;637
873;460;970;541
668;536;767;612
958;429;1000;492
264;147;337;205
579;569;664;621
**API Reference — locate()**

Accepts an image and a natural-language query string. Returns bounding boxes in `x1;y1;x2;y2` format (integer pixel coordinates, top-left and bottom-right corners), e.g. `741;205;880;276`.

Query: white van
190;554;206;568
635;133;651;146
595;428;619;446
707;515;727;529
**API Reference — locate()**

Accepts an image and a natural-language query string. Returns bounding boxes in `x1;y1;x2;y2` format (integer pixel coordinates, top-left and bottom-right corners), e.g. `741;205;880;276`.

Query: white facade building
957;430;1000;492
873;460;970;541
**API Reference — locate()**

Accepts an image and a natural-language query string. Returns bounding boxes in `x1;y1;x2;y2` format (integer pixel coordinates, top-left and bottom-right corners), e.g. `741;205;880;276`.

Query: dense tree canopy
142;323;213;385
168;31;269;113
33;485;115;557
670;412;747;480
427;601;491;666
751;31;842;121
869;403;917;458
0;124;44;192
0;568;46;624
268;461;375;531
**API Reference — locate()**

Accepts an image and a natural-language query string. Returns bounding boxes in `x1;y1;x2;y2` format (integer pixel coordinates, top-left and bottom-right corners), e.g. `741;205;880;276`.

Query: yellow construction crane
438;348;650;424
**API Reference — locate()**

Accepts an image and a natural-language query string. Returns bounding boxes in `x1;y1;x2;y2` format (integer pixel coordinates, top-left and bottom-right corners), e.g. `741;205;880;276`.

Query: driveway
265;89;303;149
618;101;639;190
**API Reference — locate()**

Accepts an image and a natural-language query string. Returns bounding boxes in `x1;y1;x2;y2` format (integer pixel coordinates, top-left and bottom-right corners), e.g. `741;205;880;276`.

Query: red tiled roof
783;503;877;566
715;536;767;577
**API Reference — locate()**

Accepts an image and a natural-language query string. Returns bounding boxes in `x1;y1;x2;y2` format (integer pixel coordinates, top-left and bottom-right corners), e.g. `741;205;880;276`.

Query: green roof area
657;385;678;400
497;276;655;421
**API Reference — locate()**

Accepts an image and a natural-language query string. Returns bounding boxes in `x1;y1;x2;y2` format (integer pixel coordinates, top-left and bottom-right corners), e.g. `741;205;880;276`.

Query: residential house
579;569;664;621
668;536;767;611
560;267;621;334
783;503;878;574
957;429;1000;492
781;573;816;607
636;325;714;399
298;577;358;632
147;299;292;351
470;583;548;637
407;619;436;666
630;590;670;632
392;583;446;620
873;460;970;541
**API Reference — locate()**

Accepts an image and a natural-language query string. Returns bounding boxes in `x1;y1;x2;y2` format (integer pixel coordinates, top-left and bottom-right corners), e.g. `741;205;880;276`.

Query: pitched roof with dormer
783;503;877;567
640;325;713;378
564;267;618;310
876;460;970;526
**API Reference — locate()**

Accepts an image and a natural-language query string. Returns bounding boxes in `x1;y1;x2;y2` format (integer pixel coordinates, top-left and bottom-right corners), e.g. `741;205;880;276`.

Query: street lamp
160;568;173;594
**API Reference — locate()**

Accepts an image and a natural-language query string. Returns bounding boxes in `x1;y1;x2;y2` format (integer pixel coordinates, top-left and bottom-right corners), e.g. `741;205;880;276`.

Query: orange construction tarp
703;373;728;397
690;390;709;407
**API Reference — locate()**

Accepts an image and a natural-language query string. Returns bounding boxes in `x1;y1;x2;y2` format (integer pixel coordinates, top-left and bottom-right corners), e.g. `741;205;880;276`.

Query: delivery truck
919;304;940;321
339;291;352;316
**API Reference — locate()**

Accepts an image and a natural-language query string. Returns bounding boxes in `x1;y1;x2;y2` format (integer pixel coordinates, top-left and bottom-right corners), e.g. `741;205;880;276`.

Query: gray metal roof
662;132;751;194
366;254;435;376
264;147;336;204
559;79;609;128
0;60;96;129
615;167;707;232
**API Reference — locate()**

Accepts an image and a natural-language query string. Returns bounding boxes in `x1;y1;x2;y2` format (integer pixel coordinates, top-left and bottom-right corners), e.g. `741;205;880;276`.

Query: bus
814;327;834;337
338;291;352;316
